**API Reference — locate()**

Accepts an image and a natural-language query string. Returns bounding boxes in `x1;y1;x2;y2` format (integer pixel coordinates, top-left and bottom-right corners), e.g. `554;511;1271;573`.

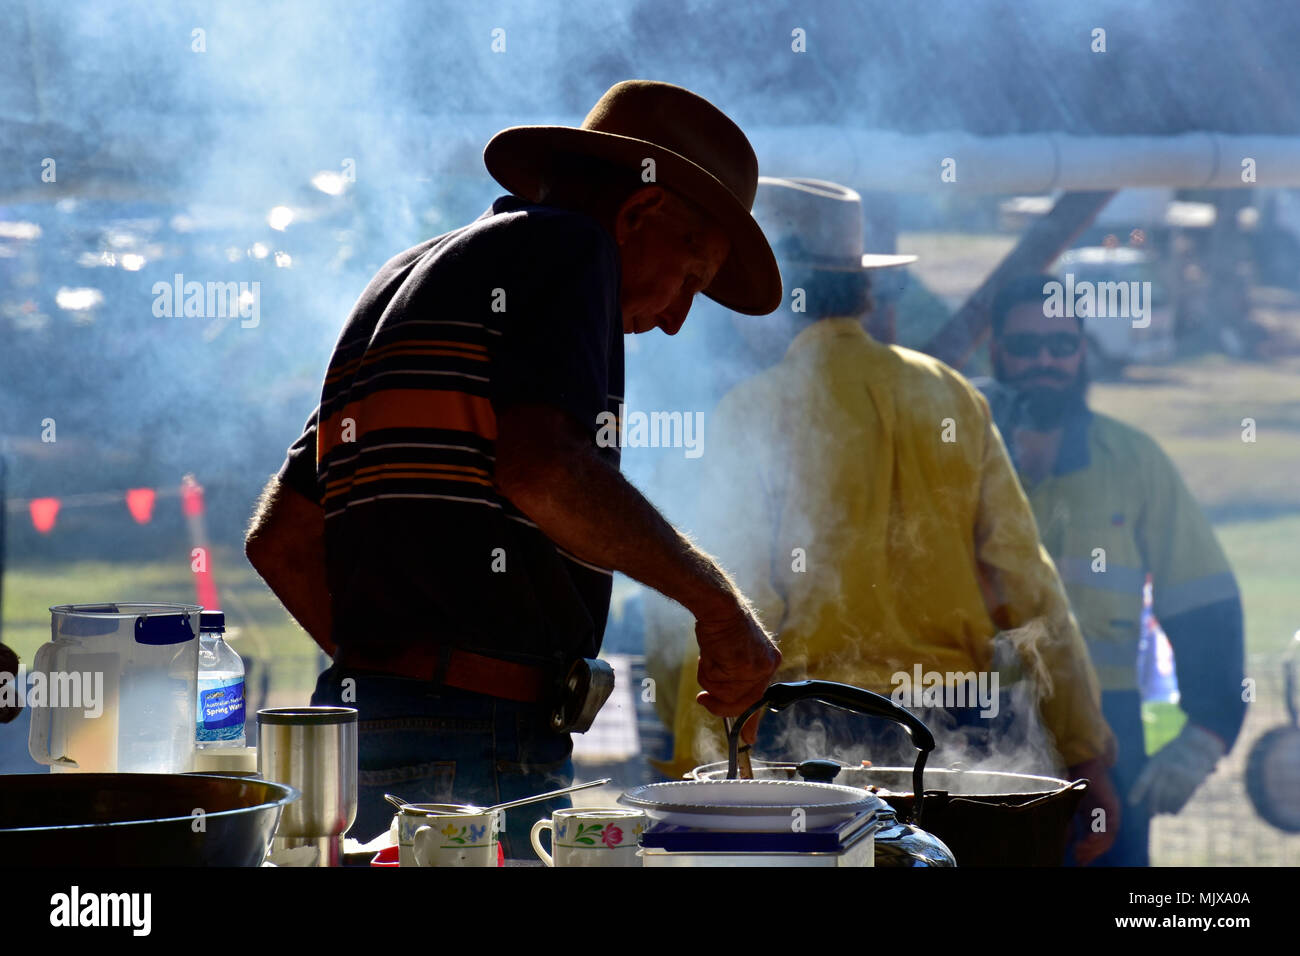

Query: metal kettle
724;679;957;867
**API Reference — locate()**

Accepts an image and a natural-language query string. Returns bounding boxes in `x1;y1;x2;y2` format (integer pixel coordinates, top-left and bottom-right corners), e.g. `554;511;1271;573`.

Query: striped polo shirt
303;195;624;671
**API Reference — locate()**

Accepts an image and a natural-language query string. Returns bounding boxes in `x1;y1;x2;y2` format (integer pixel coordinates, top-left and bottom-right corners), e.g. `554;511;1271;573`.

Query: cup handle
412;825;436;867
529;819;555;867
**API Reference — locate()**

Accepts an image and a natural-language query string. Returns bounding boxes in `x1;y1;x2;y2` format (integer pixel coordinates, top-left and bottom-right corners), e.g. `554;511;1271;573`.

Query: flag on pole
30;497;60;534
126;488;156;524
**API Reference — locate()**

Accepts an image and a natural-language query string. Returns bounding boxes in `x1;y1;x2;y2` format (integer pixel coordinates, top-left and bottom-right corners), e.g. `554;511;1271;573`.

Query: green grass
1215;515;1300;656
5;517;1290;701
1090;355;1300;519
1142;701;1186;756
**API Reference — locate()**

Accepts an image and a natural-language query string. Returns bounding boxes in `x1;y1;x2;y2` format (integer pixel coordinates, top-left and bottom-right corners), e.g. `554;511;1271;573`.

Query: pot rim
687;760;1071;795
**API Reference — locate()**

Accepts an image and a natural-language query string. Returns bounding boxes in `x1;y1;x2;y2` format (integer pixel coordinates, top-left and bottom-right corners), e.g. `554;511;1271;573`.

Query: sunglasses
1000;332;1082;359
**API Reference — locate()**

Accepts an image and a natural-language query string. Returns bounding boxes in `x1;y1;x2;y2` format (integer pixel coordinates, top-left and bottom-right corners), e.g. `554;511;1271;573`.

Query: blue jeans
311;665;574;861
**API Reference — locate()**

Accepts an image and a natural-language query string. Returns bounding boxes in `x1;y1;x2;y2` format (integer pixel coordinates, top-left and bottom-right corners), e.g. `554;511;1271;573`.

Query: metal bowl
0;773;299;866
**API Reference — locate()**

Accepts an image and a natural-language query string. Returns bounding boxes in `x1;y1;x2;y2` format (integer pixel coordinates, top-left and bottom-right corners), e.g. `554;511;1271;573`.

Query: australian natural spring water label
197;678;246;741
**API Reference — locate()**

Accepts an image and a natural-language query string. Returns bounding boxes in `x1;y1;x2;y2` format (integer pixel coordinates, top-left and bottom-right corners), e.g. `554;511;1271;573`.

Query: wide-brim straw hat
753;176;918;271
483;80;782;316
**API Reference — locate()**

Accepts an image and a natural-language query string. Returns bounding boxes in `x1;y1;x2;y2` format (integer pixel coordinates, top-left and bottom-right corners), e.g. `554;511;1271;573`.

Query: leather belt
335;643;553;704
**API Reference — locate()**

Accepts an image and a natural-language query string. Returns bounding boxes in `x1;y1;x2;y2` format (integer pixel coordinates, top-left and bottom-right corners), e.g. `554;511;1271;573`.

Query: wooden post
925;190;1117;368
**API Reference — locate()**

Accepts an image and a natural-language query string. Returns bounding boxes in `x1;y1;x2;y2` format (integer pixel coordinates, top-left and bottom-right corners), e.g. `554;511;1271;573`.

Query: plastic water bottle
196;610;246;748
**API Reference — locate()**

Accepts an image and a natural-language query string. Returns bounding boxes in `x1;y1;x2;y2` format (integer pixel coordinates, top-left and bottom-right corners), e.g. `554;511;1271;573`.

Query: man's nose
659;297;692;335
660;313;686;335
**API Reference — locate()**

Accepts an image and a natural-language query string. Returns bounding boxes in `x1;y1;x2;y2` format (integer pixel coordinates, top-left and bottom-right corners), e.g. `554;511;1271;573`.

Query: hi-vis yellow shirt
646;318;1115;778
1015;411;1240;693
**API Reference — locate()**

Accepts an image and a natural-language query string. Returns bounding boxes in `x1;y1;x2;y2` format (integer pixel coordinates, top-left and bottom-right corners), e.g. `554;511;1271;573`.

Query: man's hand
1129;723;1224;816
1069;755;1121;865
694;601;781;740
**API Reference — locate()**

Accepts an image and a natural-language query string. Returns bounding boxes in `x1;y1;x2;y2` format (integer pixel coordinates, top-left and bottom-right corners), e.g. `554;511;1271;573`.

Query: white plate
619;780;884;831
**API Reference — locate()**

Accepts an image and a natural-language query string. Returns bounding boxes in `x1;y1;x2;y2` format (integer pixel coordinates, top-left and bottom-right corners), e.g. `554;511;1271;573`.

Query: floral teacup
397;804;500;867
530;808;646;867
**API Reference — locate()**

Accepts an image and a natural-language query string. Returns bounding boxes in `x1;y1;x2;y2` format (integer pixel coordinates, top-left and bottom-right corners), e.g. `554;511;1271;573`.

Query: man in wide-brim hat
648;176;1122;865
245;80;782;856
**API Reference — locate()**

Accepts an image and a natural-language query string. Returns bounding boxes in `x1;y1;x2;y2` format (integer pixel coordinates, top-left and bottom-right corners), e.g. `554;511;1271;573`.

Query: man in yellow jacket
645;177;1119;862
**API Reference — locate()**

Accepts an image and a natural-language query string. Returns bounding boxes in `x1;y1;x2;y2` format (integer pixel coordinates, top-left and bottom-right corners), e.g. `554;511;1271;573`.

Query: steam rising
2;0;1285;796
4;0;1288;517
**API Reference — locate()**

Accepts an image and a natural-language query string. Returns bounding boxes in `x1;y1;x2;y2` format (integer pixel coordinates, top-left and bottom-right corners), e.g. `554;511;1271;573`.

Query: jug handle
27;642;77;768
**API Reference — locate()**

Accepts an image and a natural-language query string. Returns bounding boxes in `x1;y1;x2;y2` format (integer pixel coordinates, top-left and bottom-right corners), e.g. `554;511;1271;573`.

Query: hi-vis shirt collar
986;380;1095;478
1053;406;1094;475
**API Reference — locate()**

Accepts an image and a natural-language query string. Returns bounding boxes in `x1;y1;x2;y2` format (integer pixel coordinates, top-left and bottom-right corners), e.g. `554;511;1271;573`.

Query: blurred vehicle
1256;189;1300;290
1050;246;1176;378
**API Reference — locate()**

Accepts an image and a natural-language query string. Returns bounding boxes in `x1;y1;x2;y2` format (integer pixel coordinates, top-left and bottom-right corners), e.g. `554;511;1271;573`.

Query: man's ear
615;186;668;240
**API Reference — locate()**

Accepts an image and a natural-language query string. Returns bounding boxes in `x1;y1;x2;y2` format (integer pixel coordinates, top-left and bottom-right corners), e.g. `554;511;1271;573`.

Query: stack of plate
619;780;887;866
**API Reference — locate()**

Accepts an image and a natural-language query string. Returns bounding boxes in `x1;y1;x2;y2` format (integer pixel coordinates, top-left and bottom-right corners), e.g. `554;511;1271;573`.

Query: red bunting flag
125;488;156;524
30;497;60;534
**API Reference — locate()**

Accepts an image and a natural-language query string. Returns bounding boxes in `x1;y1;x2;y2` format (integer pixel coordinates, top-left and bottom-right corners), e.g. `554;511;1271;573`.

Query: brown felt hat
483;80;782;316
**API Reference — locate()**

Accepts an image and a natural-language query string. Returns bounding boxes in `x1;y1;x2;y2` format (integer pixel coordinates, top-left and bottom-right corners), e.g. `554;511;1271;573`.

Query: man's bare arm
245;474;335;658
495;403;780;719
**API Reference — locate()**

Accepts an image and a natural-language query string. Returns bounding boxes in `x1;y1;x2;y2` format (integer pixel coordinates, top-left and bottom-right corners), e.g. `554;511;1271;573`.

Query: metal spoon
385;777;612;815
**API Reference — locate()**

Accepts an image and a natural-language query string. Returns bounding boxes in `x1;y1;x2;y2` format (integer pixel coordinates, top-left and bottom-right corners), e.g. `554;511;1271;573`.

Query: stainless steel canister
257;707;357;866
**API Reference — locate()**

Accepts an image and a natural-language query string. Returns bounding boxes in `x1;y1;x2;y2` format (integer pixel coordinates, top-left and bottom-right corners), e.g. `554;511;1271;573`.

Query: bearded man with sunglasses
978;275;1246;867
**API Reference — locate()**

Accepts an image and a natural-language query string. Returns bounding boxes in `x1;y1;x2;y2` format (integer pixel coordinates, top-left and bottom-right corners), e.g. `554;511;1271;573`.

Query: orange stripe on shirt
318;389;498;461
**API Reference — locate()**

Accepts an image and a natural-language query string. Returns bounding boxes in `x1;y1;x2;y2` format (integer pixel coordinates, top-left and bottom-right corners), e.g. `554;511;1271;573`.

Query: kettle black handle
761;680;936;752
725;679;935;827
726;679;936;778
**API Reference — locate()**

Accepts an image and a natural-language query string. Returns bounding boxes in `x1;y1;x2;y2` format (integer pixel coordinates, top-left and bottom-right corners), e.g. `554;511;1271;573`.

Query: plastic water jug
28;604;201;773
